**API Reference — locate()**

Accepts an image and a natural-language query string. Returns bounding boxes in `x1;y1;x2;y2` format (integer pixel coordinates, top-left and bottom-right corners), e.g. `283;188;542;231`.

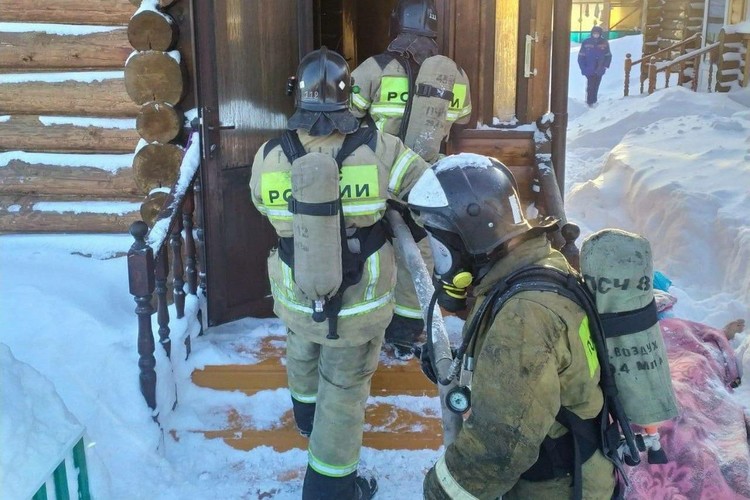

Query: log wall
0;1;181;233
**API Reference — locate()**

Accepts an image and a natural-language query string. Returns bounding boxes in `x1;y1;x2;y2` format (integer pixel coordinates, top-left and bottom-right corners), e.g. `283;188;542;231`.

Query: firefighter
249;47;428;500
351;0;473;359
407;155;617;499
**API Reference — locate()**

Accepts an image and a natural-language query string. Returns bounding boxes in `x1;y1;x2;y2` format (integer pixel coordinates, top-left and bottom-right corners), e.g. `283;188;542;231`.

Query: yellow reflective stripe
394;305;423;319
449;84;468;112
264;208;293;220
261;171;292;207
578;315;600;378
375;116;388;131
371;102;406;111
271;281;393;317
388;149;419;195
380;76;409;104
340;165;379;200
364;252;380;301
351;92;371;110
290;390;317;403
343;200;386;215
435;455;478;499
308;449;359;477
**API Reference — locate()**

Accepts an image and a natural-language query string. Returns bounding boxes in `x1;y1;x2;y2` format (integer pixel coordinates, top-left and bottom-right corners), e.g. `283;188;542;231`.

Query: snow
32;201;141;215
0;151;133;172
37;116;136;130
0;71;123;84
1;34;749;500
0;22;119;35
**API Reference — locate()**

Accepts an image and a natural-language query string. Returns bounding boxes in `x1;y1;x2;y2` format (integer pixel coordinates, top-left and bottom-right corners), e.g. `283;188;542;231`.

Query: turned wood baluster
665;67;671;89
155;244;171;358
183;187;198;296
560;223;582;272
194;176;208;335
648;58;657;94
127;221;157;416
624;53;632;96
171;216;186;319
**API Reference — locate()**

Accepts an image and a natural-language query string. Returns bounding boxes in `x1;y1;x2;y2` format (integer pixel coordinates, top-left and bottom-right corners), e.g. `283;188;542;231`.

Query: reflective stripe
271;280;393;317
388;149;419;195
263;200;386;219
394;305;423;319
290;390;317;404
435;455;478;499
282;263;295;300
458;104;472;118
363;252;380;301
351;92;371;110
308;449;359;477
371;104;406;116
375;116;388;131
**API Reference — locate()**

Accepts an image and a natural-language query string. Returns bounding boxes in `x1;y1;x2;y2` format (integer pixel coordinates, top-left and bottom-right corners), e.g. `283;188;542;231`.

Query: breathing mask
426;228;474;312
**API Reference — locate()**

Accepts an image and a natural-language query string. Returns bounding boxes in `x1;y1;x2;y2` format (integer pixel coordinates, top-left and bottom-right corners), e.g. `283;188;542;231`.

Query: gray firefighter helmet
287;46;359;135
391;0;439;39
408;153;557;258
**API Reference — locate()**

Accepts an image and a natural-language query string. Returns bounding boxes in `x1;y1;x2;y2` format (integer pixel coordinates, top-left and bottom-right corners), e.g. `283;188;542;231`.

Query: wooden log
139;190;169;226
124;51;184;105
0;195;141;233
0;116;139;153
132;143;184;193
0;0;136;25
0;77;138;117
128;9;178;51
0;160;139;197
129;0;141;6
136;102;181;143
0;29;131;70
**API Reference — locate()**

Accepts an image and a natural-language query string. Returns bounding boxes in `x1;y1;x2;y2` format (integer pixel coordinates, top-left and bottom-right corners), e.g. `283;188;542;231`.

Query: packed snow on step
1;34;749;499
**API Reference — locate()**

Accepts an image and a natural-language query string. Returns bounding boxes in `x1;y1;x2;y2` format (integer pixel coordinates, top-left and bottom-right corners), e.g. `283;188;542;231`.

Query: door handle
524;33;538;78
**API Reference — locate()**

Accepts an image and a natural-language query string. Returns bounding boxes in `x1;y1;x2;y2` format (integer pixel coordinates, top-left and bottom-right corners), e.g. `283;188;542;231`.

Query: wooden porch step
176;404;443;452
192;358;438;397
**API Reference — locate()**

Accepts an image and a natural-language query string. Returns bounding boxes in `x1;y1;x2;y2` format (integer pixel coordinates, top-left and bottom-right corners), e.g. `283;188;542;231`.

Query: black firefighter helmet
408;154;558;262
287;46;359;136
391;0;439;39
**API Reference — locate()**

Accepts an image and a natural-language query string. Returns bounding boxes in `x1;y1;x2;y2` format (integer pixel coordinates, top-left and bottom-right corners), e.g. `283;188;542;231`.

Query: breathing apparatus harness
425;265;641;500
274;116;390;340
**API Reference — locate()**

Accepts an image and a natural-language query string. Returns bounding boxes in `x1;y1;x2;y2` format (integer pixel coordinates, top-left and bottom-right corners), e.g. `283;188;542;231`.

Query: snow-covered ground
1;34;748;499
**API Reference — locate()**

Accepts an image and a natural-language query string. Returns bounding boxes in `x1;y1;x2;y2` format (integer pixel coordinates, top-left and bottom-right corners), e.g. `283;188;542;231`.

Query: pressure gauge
446;386;471;414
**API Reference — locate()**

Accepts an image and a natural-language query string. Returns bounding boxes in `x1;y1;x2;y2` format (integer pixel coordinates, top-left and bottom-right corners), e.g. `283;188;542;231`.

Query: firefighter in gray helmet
351;0;472;360
408;154;616;499
250;47;429;500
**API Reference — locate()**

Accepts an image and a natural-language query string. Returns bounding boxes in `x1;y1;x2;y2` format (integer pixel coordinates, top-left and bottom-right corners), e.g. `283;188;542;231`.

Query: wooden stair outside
183;334;445;452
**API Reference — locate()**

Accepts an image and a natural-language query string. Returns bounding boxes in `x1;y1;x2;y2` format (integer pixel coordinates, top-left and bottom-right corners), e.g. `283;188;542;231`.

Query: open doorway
311;0;397;68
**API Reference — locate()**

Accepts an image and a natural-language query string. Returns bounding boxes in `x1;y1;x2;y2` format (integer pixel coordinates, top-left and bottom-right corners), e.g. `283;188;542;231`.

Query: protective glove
387;199;428;242
413;343;438;384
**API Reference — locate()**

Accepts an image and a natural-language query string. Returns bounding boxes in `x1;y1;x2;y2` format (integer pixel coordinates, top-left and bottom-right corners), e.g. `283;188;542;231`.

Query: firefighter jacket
350;54;472;140
423;235;615;499
250;127;429;347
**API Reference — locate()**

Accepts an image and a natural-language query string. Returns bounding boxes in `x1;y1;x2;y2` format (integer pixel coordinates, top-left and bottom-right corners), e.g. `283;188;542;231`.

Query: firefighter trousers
286;329;384;477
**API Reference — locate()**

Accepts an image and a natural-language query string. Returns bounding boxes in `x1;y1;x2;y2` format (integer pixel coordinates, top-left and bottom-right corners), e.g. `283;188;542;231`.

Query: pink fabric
624;318;750;499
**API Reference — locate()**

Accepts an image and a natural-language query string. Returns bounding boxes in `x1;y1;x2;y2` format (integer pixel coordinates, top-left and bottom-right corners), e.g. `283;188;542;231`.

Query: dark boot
301;466;357;500
292;398;315;437
355;474;378;499
384;315;424;360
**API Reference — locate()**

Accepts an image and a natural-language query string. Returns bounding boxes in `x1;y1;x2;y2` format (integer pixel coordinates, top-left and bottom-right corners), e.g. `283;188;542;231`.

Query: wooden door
193;0;312;326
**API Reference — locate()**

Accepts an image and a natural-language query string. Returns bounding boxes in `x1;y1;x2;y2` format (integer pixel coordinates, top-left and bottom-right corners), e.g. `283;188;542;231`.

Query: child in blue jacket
577;26;612;107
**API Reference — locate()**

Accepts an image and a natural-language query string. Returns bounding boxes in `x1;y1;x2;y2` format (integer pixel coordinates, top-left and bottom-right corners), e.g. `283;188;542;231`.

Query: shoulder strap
335;115;378;167
263;138;281;159
279;129;307;163
388;52;417;141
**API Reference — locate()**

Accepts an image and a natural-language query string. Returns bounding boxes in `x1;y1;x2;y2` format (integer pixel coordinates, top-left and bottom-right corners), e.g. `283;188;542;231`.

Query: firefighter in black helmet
250;47;429;500
351;0;472;361
408;154;616;499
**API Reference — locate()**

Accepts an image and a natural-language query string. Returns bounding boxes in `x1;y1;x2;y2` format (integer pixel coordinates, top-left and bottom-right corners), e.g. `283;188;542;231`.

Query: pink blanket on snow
625;318;750;499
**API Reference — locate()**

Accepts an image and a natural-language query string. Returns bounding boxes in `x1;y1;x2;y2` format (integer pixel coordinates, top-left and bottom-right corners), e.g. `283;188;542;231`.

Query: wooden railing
624;33;702;96
127;130;205;420
646;41;721;94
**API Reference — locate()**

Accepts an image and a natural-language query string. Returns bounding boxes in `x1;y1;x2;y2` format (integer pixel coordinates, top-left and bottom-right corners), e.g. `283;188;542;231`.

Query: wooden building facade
1;0;578;329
